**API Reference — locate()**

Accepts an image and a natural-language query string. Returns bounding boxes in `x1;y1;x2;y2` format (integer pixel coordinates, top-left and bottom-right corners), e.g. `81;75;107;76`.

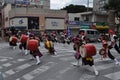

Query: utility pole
0;0;5;40
87;0;89;11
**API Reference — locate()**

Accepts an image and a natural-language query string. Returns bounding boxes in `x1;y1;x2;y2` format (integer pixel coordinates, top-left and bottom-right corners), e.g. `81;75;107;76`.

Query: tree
103;0;120;30
61;4;92;13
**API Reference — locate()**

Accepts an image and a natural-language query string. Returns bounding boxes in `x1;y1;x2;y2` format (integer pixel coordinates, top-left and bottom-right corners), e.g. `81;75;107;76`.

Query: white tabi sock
36;56;41;65
92;65;99;75
13;46;16;50
114;59;120;65
25;50;28;55
77;60;80;66
54;51;57;55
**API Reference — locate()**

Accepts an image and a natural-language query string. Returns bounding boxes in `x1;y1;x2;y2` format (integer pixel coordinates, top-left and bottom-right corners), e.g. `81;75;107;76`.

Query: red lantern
27;39;38;51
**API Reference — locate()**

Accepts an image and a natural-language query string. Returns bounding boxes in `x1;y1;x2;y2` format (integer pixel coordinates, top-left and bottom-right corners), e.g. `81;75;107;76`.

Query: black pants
19;43;27;50
9;41;17;46
82;57;94;66
108;49;115;60
30;49;43;58
114;44;120;54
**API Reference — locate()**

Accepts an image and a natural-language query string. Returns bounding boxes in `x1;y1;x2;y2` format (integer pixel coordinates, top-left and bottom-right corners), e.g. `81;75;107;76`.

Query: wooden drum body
80;44;96;58
20;35;29;43
9;36;18;43
27;39;38;51
99;48;106;55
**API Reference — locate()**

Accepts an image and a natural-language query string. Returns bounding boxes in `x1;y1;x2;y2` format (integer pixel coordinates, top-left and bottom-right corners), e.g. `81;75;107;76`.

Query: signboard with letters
10;18;28;28
15;0;30;4
14;0;41;5
45;18;65;30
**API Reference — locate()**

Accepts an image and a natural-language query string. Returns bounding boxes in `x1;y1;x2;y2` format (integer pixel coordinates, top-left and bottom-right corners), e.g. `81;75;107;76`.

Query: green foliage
103;0;120;18
61;4;92;13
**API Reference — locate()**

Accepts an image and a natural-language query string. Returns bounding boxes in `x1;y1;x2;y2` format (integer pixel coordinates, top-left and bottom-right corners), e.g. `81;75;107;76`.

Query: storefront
8;8;67;32
93;22;109;33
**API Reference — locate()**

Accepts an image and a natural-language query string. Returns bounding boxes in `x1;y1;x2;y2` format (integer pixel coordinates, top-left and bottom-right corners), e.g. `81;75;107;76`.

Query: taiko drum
10;36;18;43
27;39;38;51
80;44;96;57
20;35;29;43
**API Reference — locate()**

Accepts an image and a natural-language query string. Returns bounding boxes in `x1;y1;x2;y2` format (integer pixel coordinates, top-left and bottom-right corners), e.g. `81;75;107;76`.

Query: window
74;17;79;21
79;30;84;34
87;31;94;34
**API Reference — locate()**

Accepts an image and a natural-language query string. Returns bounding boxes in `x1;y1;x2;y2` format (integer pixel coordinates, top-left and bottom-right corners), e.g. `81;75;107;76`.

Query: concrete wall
4;4;12;27
8;8;67;31
68;13;82;21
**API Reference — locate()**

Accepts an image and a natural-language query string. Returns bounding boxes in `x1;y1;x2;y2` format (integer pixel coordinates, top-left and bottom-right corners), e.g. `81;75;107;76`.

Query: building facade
8;7;67;31
0;0;67;38
4;0;50;9
67;12;109;36
93;0;120;32
93;0;108;13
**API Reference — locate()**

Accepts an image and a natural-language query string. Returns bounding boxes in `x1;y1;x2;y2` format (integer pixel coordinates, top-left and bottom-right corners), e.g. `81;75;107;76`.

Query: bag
74;51;81;60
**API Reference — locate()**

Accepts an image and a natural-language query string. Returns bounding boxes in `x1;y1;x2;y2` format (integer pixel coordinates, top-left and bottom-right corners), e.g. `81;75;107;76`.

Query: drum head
99;49;105;55
80;47;86;58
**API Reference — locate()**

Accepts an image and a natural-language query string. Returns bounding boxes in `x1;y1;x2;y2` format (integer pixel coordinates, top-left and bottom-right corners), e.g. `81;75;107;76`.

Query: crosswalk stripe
0;59;8;62
78;74;94;80
1;42;120;80
0;56;13;59
104;71;120;80
3;63;12;67
59;56;75;61
95;63;115;71
59;66;73;74
0;58;27;71
52;53;73;57
16;62;57;80
4;63;31;78
0;66;2;69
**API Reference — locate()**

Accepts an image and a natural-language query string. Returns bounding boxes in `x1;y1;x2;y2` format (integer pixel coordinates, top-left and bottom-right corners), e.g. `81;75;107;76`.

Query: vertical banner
66;26;71;38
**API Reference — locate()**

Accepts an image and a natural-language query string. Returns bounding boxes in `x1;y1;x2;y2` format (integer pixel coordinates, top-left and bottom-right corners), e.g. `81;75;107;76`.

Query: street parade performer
73;35;81;66
44;37;56;55
9;35;18;49
99;36;120;65
109;31;120;54
19;34;29;55
79;42;99;75
27;36;43;65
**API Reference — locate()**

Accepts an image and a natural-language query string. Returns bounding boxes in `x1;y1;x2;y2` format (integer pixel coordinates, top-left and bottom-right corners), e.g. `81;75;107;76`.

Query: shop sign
80;25;90;29
51;22;58;26
96;26;109;29
69;21;79;25
15;0;30;4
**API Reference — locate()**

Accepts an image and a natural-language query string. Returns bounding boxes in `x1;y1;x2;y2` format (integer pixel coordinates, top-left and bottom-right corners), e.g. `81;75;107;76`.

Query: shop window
74;17;79;21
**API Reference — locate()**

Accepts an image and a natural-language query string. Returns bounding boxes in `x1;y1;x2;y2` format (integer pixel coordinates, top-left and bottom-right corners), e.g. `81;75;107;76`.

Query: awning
95;26;109;29
80;25;90;29
14;26;26;30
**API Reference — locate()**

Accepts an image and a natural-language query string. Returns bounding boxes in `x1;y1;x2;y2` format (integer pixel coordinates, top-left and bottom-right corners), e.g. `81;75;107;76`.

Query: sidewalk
0;38;9;49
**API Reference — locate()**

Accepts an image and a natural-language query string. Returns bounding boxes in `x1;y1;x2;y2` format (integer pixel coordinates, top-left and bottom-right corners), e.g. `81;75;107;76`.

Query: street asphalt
0;41;120;80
